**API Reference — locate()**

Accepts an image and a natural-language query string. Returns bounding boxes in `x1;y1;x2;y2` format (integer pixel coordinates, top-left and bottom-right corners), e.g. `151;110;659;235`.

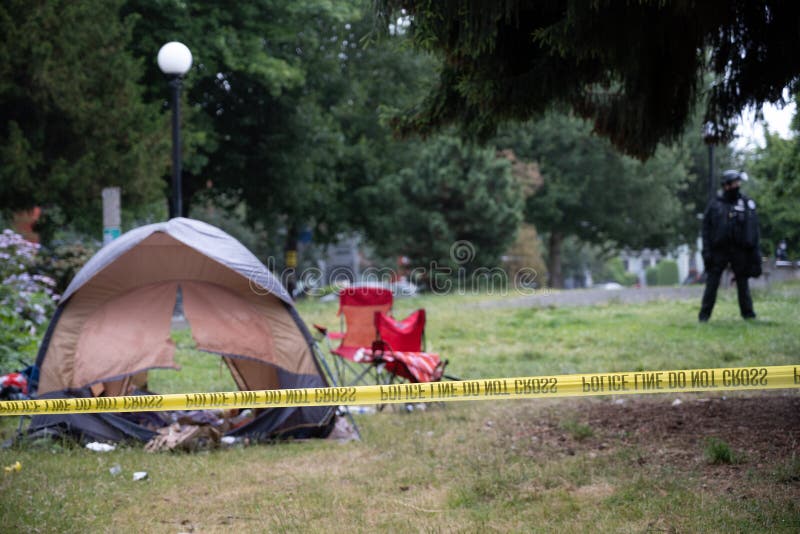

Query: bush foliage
0;230;59;371
645;260;679;286
603;258;639;287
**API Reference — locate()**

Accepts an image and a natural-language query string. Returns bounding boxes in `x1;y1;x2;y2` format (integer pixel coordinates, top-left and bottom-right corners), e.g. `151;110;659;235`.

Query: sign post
102;187;121;245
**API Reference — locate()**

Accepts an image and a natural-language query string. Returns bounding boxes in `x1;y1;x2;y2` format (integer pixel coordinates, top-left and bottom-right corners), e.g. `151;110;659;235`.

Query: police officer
699;170;761;322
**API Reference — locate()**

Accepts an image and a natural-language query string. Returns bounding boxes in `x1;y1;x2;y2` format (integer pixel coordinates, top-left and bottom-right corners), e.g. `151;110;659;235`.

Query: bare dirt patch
587;394;796;464
500;392;800;489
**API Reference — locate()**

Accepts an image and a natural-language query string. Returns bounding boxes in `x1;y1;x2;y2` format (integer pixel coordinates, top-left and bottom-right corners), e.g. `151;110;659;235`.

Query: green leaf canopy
380;1;800;159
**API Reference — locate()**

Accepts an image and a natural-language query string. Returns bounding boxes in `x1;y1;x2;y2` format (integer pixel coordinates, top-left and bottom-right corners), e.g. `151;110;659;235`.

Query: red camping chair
315;286;452;388
373;309;446;383
314;286;393;386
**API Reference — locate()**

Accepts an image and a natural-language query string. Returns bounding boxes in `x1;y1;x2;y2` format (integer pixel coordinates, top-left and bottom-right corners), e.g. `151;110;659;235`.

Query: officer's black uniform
699;172;761;321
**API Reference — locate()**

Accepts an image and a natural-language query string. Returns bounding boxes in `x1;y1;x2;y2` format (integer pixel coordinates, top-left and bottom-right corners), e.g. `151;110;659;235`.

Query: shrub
604;257;639;286
35;239;97;294
0;230;60;371
645;260;679;286
656;260;679;286
645;266;659;286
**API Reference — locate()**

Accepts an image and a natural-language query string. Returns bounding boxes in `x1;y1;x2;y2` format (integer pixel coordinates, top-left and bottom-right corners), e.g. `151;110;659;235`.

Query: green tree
0;0;167;239
1;0;444;257
124;0;439;256
673;107;736;250
495;114;691;287
378;1;800;159
365;136;523;283
324;14;438;243
748;128;800;256
124;1;360;235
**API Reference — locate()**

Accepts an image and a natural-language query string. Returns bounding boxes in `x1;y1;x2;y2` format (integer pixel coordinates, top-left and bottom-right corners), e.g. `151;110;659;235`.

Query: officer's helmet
721;169;748;185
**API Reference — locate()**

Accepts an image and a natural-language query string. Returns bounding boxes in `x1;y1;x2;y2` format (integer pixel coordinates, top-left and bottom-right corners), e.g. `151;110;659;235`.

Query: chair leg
348;362;378;387
313;345;340;387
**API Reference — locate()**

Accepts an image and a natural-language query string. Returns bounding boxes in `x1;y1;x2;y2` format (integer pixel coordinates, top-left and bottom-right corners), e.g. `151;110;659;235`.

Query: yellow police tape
1;365;799;416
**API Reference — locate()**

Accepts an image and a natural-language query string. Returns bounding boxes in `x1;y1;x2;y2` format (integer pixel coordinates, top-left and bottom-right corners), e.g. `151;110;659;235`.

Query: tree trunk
284;223;299;297
547;231;564;288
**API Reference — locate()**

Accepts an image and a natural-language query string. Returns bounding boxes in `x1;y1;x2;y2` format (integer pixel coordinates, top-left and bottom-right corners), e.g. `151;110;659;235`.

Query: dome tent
30;218;335;442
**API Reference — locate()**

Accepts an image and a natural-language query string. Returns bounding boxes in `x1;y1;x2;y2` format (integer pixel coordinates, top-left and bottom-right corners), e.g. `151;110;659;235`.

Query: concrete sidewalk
475;285;705;310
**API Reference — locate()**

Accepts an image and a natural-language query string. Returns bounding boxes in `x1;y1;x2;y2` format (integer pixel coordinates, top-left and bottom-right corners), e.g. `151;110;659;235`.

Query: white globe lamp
157;41;193;76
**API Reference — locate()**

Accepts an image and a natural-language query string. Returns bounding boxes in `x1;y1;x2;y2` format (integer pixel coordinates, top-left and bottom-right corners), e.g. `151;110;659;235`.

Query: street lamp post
157;41;193;218
702;122;716;203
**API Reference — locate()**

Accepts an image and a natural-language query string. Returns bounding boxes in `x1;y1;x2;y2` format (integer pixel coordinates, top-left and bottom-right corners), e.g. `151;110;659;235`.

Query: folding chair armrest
313;324;345;340
312;324;328;336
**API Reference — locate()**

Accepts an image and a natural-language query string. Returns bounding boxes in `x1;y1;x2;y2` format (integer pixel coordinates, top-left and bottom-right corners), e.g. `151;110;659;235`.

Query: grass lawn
1;283;798;532
300;283;800;379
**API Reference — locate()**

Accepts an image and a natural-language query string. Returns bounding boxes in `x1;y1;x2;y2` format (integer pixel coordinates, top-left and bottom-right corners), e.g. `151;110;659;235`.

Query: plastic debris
229;409;252;425
3;461;21;474
671;399;683;407
109;464;122;476
132;471;148;481
347;406;376;415
326;415;360;442
144;423;221;452
85;442;116;452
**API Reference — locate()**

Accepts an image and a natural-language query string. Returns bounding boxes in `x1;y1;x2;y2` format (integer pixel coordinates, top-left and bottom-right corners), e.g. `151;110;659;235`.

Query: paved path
475;286;704;310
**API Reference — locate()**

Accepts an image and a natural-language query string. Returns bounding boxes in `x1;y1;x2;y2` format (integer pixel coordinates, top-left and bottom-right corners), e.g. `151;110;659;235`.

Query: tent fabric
33;218;335;441
227;370;335;439
73;281;178;388
60;217;291;304
228;404;335;440
222;356;280;391
38;229;316;394
28;389;159;443
182;282;277;370
28;388;336;444
183;281;318;377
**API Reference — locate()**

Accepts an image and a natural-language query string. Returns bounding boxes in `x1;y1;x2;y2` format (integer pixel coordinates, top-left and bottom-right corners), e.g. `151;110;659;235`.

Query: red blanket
353;349;444;383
